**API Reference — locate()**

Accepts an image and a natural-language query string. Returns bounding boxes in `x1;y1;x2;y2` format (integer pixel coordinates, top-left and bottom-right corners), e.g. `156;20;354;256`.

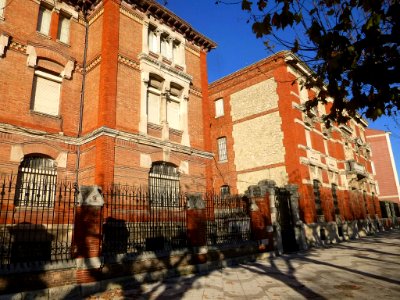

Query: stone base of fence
0;242;271;298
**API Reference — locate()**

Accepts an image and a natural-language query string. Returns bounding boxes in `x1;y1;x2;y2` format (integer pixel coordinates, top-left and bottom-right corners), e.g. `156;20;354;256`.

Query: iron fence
102;185;188;257
0;174;76;268
205;194;251;246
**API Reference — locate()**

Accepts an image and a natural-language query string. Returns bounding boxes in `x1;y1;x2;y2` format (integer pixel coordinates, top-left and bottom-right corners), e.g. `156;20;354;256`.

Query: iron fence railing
0;174;76;268
205;194;251;246
102;185;187;257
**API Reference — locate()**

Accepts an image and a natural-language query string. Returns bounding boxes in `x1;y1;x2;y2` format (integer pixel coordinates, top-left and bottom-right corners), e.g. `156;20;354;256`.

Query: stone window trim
140;69;190;146
0;0;6;20
144;20;185;69
0;34;9;57
26;45;75;80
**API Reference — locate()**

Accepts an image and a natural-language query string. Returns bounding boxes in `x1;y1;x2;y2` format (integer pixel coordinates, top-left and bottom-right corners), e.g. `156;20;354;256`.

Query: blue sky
160;0;400;176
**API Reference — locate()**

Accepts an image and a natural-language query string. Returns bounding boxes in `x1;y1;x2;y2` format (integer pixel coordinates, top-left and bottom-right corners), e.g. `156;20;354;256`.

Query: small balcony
346;160;367;178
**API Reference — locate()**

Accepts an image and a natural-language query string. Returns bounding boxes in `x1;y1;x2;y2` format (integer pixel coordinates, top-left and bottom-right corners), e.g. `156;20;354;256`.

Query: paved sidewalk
88;230;400;299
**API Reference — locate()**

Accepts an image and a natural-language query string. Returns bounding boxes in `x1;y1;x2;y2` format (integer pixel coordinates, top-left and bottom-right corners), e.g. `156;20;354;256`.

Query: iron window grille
149;162;180;207
217;137;227;161
14;156;57;207
220;185;230;198
313;180;323;215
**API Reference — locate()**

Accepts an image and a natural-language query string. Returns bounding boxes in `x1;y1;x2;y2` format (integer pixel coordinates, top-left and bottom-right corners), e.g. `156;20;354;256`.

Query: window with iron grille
313;180;322;215
217;137;227;161
149;162;180;207
331;184;340;215
220;185;230;198
14;155;57;207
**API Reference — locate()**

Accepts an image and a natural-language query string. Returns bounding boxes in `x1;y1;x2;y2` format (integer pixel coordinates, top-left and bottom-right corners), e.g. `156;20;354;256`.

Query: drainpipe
75;11;89;188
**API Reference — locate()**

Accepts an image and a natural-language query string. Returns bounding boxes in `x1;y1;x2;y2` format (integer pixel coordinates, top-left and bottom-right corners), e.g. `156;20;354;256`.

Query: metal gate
275;188;298;253
206;195;251;246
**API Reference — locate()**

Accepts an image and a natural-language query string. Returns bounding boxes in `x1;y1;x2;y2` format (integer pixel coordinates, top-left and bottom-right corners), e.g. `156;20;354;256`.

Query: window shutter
147;92;160;124
215;99;224;117
58;16;70;44
37;7;51;35
160;36;168;57
32;75;61;116
148;29;158;53
167;100;180;129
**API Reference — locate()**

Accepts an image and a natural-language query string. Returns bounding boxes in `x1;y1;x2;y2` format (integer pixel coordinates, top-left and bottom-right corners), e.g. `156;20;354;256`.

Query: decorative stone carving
0;34;9;57
26;45;37;67
61;60;75;79
77;186;104;206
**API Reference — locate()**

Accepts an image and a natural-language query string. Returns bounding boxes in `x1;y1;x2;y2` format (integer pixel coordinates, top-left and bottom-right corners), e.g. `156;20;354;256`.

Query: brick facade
209;51;381;225
0;0;216;192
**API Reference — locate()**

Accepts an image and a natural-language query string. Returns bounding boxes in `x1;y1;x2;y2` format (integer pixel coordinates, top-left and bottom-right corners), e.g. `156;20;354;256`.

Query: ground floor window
149;162;180;207
14;155;57;207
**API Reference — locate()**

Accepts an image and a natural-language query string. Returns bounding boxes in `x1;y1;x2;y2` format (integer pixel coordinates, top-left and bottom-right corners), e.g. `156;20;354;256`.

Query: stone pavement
87;229;400;299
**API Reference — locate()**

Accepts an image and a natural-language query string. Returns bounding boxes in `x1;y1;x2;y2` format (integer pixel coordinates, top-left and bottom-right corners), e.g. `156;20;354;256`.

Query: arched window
15;155;57;207
149;162;180;207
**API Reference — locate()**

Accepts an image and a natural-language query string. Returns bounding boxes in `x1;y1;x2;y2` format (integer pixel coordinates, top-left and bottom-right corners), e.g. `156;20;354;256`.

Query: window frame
313;179;323;216
31;70;62;117
37;5;52;36
148;162;180;207
57;13;71;44
215;98;224;118
14;155;57;208
217;137;228;162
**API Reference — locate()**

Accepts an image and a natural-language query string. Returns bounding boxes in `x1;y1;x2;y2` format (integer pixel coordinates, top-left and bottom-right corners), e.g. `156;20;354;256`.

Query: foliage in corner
216;0;400;124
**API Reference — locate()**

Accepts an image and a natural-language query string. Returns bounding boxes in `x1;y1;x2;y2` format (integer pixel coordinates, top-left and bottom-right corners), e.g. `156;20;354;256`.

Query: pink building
366;129;400;217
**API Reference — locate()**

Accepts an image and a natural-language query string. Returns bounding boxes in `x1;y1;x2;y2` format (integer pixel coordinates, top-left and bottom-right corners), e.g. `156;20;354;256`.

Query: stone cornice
118;54;140;70
0;123;213;159
139;52;193;82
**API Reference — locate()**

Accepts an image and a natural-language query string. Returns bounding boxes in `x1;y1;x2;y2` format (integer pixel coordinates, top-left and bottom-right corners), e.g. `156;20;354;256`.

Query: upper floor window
31;70;62;116
167;83;182;130
0;0;6;18
172;40;181;64
148;26;158;53
160;34;172;60
14;155;57;207
217;137;228;162
215;98;224;117
57;14;70;44
147;76;163;125
37;5;52;36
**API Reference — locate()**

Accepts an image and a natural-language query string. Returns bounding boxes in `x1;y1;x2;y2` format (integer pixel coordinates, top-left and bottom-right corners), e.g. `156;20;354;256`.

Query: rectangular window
31;70;62;116
215;98;224;117
220;185;230;197
57;14;70;44
172;41;180;64
313;180;323;215
148;27;158;53
167;100;180;129
37;6;52;36
0;0;6;18
147;91;161;124
160;34;172;60
217;137;228;161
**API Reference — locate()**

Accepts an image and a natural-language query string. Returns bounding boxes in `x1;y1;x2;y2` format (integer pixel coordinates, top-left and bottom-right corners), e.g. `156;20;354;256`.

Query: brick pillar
186;194;207;264
50;11;59;41
73;186;104;284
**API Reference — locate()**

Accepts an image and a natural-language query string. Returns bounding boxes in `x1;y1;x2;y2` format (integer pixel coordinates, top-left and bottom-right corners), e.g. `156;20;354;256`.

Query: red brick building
208;51;381;243
0;0;216;193
366;129;400;218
